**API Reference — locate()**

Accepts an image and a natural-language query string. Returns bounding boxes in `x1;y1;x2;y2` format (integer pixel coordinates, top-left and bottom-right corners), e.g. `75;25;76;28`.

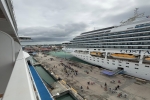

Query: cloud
13;0;150;43
18;22;88;43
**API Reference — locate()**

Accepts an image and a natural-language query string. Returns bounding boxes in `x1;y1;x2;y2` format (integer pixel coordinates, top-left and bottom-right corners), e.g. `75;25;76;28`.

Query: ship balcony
0;0;18;38
1;48;54;100
0;30;37;100
2;50;37;100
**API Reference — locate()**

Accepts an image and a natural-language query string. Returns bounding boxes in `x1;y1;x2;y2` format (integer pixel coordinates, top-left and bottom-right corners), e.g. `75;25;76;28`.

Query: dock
33;52;150;100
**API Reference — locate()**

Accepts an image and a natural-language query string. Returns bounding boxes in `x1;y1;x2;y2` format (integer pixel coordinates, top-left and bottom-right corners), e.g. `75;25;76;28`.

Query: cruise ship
63;8;150;80
0;1;54;100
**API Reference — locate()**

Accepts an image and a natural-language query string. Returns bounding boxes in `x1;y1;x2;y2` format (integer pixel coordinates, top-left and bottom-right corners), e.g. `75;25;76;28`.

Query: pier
32;61;84;100
33;52;150;100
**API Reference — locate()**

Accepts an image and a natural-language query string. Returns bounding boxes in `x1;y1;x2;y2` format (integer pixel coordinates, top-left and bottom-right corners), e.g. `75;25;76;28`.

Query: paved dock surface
34;53;150;100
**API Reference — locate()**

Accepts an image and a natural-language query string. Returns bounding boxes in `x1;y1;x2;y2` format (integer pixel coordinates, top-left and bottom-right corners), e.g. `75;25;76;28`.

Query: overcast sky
13;0;150;44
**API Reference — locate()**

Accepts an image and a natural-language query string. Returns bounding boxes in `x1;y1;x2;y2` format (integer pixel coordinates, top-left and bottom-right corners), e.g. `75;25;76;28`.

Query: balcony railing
2;49;37;100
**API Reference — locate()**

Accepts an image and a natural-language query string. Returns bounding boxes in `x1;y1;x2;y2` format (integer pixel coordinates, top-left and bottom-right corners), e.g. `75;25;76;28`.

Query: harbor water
35;65;56;85
56;93;75;100
49;51;91;64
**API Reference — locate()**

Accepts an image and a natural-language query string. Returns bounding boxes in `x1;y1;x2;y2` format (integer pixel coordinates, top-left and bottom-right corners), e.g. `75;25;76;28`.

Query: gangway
102;69;123;76
113;69;124;75
28;64;53;100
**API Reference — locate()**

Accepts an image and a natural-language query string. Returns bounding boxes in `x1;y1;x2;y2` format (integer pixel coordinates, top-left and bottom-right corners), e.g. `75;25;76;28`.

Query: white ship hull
63;48;150;80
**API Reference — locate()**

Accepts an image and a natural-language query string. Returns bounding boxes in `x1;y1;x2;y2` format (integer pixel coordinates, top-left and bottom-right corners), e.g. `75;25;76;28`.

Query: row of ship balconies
72;30;150;41
74;26;150;40
4;0;18;31
81;26;114;35
70;41;150;45
77;30;111;38
71;35;150;43
66;45;150;49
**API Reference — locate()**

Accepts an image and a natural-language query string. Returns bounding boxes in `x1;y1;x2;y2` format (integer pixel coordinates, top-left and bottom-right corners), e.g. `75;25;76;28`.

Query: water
49;51;91;64
32;57;37;63
35;65;56;85
56;93;75;100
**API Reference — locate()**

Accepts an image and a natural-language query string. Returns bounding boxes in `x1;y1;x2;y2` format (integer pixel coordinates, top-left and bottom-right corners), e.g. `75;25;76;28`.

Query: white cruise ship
0;1;53;100
63;8;150;80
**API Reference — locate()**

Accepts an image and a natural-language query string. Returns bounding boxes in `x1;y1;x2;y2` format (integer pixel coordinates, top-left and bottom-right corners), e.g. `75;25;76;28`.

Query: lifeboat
111;53;137;60
90;51;101;57
145;57;150;62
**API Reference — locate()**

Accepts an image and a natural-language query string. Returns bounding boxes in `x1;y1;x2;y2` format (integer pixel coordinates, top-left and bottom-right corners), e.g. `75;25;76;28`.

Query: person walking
117;85;120;89
81;86;83;92
118;80;121;83
87;86;89;89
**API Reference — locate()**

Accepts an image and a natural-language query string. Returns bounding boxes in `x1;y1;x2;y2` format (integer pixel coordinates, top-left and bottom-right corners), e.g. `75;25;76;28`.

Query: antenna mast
120;8;145;25
134;8;139;16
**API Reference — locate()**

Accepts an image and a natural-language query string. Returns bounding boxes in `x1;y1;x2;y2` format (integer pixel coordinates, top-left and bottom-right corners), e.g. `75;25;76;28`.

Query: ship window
135;68;139;69
113;63;115;65
113;60;115;62
102;61;104;63
107;62;109;64
126;63;129;64
119;65;121;66
126;66;129;68
135;64;139;66
145;66;149;67
94;49;96;50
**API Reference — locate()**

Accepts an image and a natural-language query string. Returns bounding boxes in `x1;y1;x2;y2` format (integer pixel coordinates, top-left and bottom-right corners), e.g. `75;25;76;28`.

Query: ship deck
29;65;53;100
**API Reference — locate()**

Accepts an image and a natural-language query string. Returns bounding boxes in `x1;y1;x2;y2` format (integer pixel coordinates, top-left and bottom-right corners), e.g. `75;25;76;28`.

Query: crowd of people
36;53;128;99
67;62;83;69
60;63;78;77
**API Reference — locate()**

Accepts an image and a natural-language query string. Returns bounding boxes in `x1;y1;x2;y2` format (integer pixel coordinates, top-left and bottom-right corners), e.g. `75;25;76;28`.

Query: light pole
65;48;66;59
64;51;66;59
